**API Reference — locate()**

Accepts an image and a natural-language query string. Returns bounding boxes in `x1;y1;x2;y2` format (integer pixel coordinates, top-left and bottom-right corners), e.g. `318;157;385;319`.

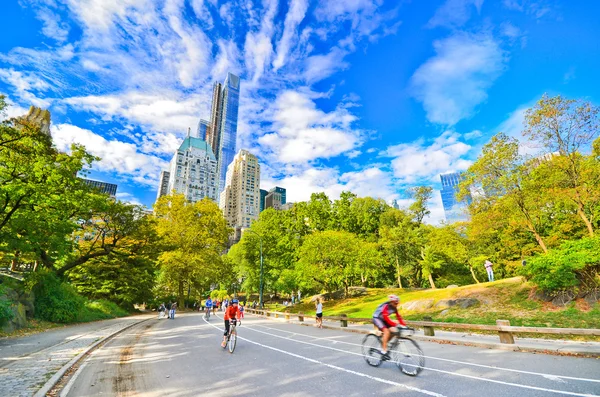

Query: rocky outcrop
401;299;434;311
0;283;34;333
434;298;479;310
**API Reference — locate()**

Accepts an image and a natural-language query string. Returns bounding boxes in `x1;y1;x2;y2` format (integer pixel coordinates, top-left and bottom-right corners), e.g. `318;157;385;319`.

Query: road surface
59;312;600;397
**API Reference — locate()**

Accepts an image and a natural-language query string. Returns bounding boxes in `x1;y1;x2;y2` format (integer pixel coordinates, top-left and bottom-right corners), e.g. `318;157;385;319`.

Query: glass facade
217;73;240;194
269;186;286;205
82;178;118;197
260;189;268;212
196;119;210;140
440;172;471;224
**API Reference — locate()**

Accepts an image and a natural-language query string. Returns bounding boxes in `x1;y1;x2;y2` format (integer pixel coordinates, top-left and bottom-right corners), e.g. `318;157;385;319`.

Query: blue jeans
169;309;175;319
486;268;494;282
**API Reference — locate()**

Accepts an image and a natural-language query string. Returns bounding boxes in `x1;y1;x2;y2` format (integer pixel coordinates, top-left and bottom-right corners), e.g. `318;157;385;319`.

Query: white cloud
116;192;144;206
428;0;484;29
190;0;214;28
424;191;446;225
410;32;506;125
495;103;540;155
385;131;473;183
243;0;278;83
273;0;309;71
258;90;362;163
0;69;52;108
212;39;243;81
35;8;70;42
463;129;483;140
304;47;349;84
52;123;168;186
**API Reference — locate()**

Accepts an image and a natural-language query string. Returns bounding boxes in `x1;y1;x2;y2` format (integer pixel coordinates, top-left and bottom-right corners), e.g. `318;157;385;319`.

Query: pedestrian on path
170;302;177;319
158;303;166;319
315;298;323;329
484;260;494;282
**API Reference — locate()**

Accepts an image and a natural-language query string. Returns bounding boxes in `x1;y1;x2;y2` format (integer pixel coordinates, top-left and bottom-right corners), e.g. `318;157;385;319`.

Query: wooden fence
246;309;600;344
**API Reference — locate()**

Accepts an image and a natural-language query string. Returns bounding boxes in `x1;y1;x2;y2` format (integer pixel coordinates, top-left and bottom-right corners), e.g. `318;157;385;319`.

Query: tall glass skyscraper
196;119;210;140
440;172;471;223
217;73;240;194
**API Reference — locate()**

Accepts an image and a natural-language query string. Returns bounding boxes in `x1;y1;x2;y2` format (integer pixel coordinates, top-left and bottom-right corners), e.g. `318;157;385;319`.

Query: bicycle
204;307;211;320
361;327;424;376
223;319;239;353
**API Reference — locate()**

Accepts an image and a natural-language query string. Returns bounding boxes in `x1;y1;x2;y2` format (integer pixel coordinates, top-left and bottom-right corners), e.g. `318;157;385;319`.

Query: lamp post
246;229;264;308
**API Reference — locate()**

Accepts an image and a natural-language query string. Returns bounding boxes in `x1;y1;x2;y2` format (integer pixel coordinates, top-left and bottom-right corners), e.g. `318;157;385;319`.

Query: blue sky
1;0;599;223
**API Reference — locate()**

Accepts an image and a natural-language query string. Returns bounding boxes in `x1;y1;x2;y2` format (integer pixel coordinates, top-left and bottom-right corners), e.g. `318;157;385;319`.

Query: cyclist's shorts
373;317;388;330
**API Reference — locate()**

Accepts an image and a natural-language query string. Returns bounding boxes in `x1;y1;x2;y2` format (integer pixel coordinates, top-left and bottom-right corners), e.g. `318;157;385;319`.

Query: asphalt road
60;312;600;397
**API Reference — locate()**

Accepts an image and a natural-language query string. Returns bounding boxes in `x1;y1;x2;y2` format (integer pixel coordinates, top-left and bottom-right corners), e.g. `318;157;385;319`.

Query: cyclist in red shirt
372;295;407;360
221;299;241;347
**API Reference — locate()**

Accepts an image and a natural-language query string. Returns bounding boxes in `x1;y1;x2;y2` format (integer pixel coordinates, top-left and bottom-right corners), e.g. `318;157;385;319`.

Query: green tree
154;194;230;308
408;186;433;225
524;94;600;236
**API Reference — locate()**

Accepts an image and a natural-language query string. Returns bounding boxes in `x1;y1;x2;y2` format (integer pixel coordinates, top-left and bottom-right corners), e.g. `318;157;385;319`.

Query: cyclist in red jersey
372;295;407;359
221;299;241;347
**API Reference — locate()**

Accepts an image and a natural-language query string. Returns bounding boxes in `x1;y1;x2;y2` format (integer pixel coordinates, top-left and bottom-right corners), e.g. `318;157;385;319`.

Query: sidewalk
0;314;154;397
252;313;600;357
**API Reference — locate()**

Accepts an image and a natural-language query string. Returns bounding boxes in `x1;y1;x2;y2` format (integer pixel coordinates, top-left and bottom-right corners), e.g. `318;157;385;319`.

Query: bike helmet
388;294;400;303
232;299;239;304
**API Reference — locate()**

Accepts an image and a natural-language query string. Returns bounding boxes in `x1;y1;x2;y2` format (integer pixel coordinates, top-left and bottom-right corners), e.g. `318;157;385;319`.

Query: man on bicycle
372;295;407;359
205;296;213;318
221;299;241;347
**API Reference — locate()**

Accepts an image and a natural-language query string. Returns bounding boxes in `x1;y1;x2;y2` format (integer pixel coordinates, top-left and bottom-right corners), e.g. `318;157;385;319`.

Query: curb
250;314;600;358
33;317;152;397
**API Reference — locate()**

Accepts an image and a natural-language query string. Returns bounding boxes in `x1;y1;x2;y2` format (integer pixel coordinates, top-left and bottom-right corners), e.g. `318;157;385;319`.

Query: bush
24;271;84;323
521;237;600;293
0;286;14;324
78;300;129;322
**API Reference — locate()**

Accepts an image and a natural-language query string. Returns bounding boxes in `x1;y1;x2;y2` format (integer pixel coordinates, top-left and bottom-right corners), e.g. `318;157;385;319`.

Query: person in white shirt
315;298;323;329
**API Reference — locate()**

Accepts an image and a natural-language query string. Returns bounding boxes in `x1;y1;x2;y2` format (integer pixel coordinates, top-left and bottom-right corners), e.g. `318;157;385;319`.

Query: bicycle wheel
228;328;237;353
393;337;424;376
361;334;383;367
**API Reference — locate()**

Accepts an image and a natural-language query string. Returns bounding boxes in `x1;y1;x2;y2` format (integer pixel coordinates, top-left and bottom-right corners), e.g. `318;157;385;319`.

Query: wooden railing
246;309;600;344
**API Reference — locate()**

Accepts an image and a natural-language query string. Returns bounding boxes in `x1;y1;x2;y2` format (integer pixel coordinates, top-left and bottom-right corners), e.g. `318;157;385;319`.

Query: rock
440;310;450;315
551;290;576;307
456;298;479;309
401;299;434;311
531;289;553;302
434;299;458;309
348;287;367;297
446;285;459;289
583;290;600;305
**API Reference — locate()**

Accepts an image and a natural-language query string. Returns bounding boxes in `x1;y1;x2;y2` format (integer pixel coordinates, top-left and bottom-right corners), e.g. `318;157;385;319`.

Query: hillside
274;278;600;329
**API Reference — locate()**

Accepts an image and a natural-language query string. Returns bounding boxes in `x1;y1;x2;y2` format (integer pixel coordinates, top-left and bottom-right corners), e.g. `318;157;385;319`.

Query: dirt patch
574;299;592;312
541;302;562;312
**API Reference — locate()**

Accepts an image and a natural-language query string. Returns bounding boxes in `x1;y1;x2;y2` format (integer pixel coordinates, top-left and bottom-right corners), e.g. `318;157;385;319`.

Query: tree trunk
395;255;403;289
428;273;436;289
344;278;349;298
576;204;595;237
178;280;185;309
469;265;480;284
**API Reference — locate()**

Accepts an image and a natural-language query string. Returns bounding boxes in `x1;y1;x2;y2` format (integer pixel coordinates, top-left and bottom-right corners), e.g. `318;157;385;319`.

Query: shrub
24;271;84;323
77;300;129;322
0;286;14;324
521;237;600;293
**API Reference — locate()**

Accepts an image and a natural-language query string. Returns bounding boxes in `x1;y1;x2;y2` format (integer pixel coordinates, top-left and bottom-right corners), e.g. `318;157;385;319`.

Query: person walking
484;260;494;282
315;298;323;329
158;303;166;319
166;302;172;319
170;302;177;319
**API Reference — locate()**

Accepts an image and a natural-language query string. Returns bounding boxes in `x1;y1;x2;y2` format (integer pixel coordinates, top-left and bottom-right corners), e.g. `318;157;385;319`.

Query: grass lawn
269;277;600;330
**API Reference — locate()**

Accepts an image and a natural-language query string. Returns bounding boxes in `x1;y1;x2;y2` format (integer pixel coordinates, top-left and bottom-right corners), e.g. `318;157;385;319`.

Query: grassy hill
272;278;600;329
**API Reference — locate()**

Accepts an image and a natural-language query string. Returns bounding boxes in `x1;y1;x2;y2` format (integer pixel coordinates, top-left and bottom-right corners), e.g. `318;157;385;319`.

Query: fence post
285;312;290;321
298;312;304;322
340;314;348;327
275;312;279;318
423;316;435;336
496;320;515;344
266;311;270;317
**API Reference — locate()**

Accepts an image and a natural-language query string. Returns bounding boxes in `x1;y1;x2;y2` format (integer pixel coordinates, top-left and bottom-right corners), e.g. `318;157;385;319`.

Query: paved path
0;315;152;396
59;312;600;397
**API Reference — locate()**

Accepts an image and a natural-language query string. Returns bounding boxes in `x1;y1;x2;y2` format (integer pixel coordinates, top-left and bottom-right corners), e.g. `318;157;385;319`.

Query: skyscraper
259;189;268;212
156;171;170;200
217;73;241;194
265;191;282;210
206;81;222;154
440;172;471;223
220;150;260;229
82;178;117;197
196;119;210;140
269;186;286;205
157;136;219;203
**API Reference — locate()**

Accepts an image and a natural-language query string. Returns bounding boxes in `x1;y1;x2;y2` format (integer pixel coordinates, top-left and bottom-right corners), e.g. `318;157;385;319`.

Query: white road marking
249;320;600;384
204;315;445;396
59;361;88;397
241;319;600;397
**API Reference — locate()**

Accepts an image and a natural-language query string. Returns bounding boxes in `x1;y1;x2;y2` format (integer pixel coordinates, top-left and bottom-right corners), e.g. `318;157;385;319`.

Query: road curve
59;312;600;397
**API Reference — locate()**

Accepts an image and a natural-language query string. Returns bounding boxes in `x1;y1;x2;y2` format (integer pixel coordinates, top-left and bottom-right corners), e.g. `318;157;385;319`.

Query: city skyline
1;1;599;224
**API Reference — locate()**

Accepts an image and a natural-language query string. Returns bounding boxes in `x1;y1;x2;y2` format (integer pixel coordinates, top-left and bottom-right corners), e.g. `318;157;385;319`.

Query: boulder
348;287;367;297
402;299;434;311
551;290;576;307
434;299;457;309
440;310;450;316
456;298;479;309
583;290;600;305
446;285;459;289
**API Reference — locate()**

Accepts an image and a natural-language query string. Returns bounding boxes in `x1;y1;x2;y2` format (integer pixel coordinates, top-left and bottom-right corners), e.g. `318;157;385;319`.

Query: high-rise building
391;199;400;210
265;191;282;210
196;119;210;140
156;171;171;200
220;150;260;229
269;186;286;205
206;81;222;154
259;189;268;212
440;172;471;223
216;73;241;194
82;178;117;197
158;136;219;203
